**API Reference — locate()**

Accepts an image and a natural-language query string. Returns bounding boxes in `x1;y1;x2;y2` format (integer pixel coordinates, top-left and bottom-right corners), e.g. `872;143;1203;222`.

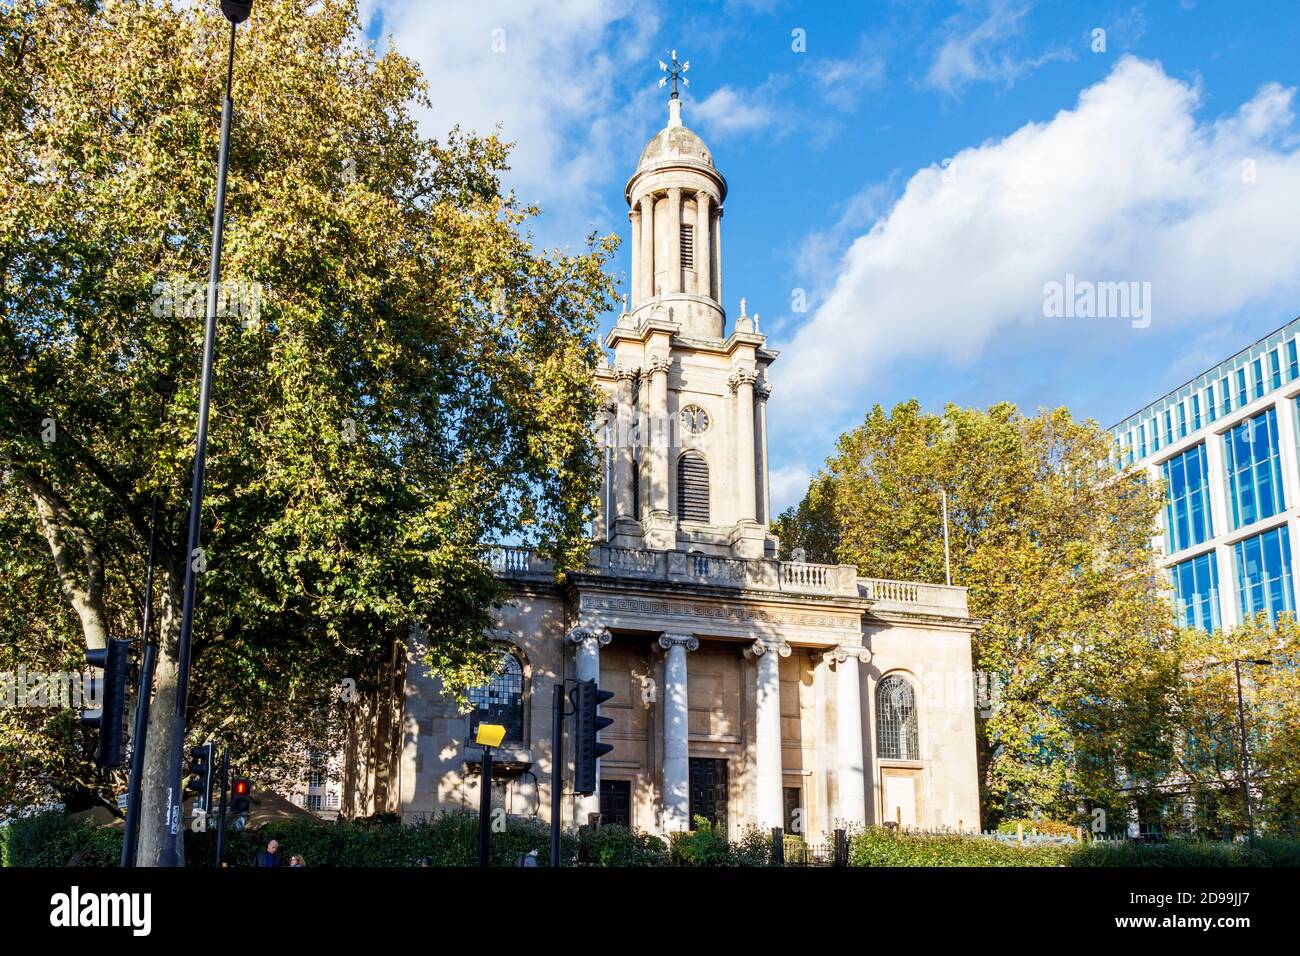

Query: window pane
1171;551;1220;632
1225;408;1284;529
876;676;919;761
1163;443;1213;551
1234;526;1295;623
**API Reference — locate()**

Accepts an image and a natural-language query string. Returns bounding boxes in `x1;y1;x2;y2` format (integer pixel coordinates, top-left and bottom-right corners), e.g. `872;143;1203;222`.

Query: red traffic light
232;778;249;797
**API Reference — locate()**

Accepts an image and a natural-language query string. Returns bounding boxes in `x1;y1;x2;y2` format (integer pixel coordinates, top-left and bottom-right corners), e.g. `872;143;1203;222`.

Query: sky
356;0;1300;514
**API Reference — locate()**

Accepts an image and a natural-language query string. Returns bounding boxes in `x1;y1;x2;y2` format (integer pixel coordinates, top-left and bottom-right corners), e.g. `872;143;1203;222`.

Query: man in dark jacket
252;839;281;867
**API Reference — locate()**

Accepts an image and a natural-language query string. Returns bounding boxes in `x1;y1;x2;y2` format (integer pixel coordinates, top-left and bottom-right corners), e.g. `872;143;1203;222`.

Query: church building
341;85;983;842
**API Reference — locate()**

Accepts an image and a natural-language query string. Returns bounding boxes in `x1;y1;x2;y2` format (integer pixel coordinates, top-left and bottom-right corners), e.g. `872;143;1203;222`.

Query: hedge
8;812;1297;867
850;827;1300;867
850;827;1074;867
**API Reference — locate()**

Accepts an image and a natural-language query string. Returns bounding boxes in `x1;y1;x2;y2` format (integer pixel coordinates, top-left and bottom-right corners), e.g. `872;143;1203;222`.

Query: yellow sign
474;723;506;748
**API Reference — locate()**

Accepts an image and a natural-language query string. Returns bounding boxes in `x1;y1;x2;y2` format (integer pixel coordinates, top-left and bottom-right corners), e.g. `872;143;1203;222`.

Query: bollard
771;826;784;866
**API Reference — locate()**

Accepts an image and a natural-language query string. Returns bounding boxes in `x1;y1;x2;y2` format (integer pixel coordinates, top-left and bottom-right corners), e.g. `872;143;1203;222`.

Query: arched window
469;649;524;746
678;452;710;522
876;675;919;760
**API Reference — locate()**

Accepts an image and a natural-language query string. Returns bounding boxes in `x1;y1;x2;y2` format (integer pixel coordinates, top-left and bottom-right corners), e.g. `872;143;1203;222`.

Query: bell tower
596;57;777;560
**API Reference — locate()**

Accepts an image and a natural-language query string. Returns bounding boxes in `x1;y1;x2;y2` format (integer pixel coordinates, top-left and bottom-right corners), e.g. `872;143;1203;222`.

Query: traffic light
574;679;614;795
80;639;130;768
184;742;215;812
230;776;252;816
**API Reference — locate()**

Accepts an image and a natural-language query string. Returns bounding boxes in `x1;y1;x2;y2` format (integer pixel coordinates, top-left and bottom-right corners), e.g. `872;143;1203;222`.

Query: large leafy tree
775;400;1175;824
1171;616;1300;835
1;0;615;862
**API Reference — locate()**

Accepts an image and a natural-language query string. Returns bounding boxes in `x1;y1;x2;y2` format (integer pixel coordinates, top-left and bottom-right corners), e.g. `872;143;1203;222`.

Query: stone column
667;187;683;294
647;354;672;520
629;206;642;308
659;632;699;831
568;626;612;825
745;639;791;830
696;191;713;301
595;401;614;540
825;646;868;827
755;381;771;527
614;366;638;522
714;205;723;307
729;368;758;524
640;194;656;301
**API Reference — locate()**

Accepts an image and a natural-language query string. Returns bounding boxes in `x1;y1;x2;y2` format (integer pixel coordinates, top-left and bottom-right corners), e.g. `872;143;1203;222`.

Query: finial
621;293;628;313
739;297;747;317
753;313;760;332
658;50;690;101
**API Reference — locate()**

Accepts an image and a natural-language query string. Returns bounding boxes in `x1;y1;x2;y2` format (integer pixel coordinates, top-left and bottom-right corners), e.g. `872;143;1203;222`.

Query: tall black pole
162;20;238;868
1234;659;1255;847
550;682;564;867
478;748;494;867
121;495;160;868
215;746;229;866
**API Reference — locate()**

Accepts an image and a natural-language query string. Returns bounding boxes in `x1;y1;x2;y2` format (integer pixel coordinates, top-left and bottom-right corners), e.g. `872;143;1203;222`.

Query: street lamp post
161;0;254;867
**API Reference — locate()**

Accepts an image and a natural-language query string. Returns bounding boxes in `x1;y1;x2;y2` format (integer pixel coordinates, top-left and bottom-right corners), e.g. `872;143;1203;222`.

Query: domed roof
636;98;714;169
638;122;714;169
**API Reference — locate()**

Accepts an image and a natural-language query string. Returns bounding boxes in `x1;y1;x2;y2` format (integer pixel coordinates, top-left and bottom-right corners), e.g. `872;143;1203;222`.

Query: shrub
669;816;735;866
850;827;1074;867
576;824;668;866
1069;837;1300;867
1;812;123;867
667;817;775;866
996;818;1080;838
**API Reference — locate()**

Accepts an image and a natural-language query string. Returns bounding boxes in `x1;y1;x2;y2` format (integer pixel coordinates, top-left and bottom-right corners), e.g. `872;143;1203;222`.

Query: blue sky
356;0;1300;513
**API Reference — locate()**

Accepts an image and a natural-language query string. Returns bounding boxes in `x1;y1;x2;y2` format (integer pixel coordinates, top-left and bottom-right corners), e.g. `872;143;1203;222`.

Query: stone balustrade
482;544;970;616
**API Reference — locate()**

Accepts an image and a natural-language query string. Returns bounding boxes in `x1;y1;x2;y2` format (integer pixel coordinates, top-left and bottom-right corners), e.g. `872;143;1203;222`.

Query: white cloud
357;0;654;240
775;56;1300;445
925;0;1072;94
691;84;778;137
769;464;812;516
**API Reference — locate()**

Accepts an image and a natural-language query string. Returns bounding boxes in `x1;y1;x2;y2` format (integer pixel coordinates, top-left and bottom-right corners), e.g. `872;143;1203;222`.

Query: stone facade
342;93;983;841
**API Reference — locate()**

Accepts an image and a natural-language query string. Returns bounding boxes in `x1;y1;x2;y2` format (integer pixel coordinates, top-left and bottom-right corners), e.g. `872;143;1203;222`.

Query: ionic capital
744;639;791;660
822;645;870;666
566;626;612;648
658;632;700;652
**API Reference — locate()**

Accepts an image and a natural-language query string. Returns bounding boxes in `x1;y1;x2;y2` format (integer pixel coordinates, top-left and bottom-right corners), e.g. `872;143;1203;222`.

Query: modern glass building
1110;316;1300;631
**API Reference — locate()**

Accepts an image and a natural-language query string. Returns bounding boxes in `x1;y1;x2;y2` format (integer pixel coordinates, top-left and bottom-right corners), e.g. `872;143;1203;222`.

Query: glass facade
1162;443;1213;553
1233;525;1295;623
1224;407;1284;529
1171;551;1220;632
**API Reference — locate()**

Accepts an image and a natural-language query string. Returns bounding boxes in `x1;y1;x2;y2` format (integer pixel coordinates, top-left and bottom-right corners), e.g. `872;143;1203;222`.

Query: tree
775;400;1176;824
1;0;616;862
1171;616;1300;835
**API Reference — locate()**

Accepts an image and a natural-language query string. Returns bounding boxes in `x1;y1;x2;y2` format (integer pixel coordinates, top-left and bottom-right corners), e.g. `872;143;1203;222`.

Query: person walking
252;839;281;867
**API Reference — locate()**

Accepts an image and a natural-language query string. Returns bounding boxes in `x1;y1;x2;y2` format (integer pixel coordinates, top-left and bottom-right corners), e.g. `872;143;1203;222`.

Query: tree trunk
136;562;184;867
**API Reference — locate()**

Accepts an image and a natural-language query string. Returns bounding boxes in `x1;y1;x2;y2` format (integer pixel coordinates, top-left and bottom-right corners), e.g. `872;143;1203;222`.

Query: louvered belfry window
677;452;710;522
680;224;695;270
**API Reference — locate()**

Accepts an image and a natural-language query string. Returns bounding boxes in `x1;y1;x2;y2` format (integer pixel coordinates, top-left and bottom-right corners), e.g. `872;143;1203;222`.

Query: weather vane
658;50;689;99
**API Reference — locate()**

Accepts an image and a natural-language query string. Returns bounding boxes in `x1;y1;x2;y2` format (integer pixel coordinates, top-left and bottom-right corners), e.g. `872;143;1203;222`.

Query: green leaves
777;400;1172;823
1;0;615;805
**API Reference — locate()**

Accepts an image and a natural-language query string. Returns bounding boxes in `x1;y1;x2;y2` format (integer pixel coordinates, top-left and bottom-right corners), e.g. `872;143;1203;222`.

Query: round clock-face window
680;404;710;435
